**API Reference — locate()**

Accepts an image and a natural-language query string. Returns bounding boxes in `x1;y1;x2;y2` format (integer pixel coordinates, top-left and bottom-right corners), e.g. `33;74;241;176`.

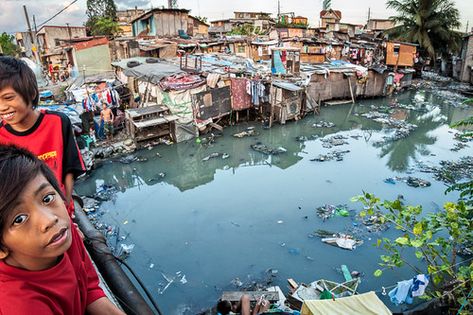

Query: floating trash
251;144;287;155
312;120;336;128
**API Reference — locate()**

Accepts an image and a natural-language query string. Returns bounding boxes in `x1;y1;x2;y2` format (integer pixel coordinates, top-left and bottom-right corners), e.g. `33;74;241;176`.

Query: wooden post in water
348;76;355;104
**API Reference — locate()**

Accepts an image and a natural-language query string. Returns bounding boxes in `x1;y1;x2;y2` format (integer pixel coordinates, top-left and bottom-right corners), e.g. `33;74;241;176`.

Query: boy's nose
39;209;59;233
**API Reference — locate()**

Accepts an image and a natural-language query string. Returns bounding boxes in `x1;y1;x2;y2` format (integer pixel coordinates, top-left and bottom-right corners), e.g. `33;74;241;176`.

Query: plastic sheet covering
301;291;392;315
111;58;183;85
159;73;206;91
154;85;207;124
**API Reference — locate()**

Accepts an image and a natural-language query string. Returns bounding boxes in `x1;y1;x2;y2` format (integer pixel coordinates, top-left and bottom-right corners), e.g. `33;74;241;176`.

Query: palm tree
386;0;461;59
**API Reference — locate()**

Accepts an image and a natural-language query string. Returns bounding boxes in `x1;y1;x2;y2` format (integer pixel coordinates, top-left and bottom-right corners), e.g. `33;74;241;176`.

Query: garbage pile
315;204;351;221
312;230;363;251
418;156;473;184
251;143;287;155
202;152;230;161
383;176;431;188
233;127;258;138
361;111;417;146
310;150;350;162
312;120;336;128
320;135;349;148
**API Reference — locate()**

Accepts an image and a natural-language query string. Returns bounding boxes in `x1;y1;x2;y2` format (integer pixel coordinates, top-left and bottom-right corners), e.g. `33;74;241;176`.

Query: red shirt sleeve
58;112;86;180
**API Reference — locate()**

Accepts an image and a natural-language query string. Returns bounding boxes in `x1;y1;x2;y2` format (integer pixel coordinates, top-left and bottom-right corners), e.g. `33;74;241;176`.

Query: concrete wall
460;36;473;83
74;44;112;76
38;27;86;52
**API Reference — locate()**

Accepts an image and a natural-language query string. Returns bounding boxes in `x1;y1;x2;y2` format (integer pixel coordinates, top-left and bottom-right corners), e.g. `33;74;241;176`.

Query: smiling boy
0;57;84;215
0;144;124;314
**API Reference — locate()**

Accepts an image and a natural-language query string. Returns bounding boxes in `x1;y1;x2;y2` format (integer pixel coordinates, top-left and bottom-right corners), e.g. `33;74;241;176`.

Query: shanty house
36;25;86;56
320;9;342;28
131;8;190;37
366;19;395;32
117;8;146;37
188;16;209;37
385;42;417;67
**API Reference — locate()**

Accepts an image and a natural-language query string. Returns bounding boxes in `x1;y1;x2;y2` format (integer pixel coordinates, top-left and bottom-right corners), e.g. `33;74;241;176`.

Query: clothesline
378;256;473;295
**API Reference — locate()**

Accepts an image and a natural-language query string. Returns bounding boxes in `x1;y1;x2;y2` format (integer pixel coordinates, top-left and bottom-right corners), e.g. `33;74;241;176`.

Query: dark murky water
76;89;473;314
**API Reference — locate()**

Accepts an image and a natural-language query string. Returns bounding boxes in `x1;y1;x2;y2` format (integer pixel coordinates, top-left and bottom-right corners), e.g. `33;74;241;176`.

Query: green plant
0;32;20;56
352;192;472;312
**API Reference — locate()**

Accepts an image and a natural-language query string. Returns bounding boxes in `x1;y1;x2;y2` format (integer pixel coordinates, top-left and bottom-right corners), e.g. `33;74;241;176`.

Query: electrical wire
37;0;79;28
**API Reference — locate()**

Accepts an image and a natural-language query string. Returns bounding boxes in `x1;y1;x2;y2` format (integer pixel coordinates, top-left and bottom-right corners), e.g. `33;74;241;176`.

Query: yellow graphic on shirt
38;151;57;161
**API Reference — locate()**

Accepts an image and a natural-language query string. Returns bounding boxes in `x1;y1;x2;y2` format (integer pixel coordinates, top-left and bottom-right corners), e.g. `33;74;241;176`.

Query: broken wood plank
287;278;299;290
324;99;353;106
221;291;279;302
209;122;223;131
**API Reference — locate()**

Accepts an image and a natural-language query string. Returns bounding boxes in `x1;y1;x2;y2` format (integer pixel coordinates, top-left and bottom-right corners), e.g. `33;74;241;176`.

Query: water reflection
79;89;473;194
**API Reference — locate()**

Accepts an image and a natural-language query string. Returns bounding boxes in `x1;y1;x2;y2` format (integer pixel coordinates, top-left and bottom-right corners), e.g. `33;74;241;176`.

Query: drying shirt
0;110;85;193
0;223;105;315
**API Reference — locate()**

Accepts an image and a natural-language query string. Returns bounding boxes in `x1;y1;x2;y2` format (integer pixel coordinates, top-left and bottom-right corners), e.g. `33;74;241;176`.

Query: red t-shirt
0;222;105;314
0;110;85;195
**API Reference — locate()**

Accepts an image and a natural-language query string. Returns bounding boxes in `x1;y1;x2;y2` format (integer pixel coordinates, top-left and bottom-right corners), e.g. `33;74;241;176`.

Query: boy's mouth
1;111;15;121
47;227;68;247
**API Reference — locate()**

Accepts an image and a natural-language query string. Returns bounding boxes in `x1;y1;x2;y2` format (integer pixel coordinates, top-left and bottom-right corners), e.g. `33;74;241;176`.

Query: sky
1;0;472;34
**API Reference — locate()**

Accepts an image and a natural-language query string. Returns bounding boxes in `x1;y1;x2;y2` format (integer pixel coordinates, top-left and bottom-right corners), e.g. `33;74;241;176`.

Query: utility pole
278;0;281;22
367;7;371;24
466;21;469;34
33;15;42;63
23;5;39;63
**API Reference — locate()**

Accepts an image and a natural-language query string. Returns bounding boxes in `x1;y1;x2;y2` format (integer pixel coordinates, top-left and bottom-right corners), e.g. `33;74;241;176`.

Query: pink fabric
231;78;252;110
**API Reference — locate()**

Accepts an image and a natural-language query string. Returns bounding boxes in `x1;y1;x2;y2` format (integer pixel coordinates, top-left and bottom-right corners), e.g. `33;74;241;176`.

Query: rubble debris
296;135;318;142
451;142;469;152
312;121;336;128
310;150;350;162
417;157;473;184
251;144;287;155
312;230;363;250
93;184;118;201
202;152;220;161
320;135;349;148
361;215;389;233
406;176;431;187
118;155;148;164
233;127;258;138
82;197;99;213
383;176;431;188
315;204;351;221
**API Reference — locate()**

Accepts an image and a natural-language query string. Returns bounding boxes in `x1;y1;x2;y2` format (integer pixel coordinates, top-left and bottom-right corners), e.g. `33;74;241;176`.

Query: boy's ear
0;246;9;260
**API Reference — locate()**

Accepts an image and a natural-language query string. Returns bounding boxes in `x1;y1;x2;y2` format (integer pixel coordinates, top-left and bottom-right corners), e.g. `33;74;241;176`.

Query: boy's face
0;173;72;271
0;86;33;127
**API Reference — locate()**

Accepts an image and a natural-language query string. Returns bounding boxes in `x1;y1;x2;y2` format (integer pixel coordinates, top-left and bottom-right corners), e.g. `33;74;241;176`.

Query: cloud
115;0;151;9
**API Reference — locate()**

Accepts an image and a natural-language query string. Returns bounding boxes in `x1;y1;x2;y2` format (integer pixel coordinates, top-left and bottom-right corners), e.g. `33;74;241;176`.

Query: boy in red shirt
0;56;84;215
0;144;124;314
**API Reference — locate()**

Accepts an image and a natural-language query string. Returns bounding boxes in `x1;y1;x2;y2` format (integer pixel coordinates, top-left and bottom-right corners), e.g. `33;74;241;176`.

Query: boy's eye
43;193;55;204
13;214;27;225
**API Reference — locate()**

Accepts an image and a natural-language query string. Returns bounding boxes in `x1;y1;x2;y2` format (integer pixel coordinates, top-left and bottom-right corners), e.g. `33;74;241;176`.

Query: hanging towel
388;279;413;305
412;274;429;297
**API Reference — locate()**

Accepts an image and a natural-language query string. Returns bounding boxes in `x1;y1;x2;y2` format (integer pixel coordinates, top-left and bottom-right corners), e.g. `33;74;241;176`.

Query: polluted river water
76;88;473;314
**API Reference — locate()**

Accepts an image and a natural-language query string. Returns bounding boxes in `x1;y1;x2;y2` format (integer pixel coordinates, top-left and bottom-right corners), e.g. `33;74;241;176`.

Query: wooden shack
269;81;304;126
385;42;417;67
125;104;179;143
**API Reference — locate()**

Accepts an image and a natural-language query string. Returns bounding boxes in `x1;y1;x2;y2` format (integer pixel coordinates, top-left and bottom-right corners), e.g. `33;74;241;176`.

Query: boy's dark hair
0;145;64;246
0;56;39;108
216;300;232;315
